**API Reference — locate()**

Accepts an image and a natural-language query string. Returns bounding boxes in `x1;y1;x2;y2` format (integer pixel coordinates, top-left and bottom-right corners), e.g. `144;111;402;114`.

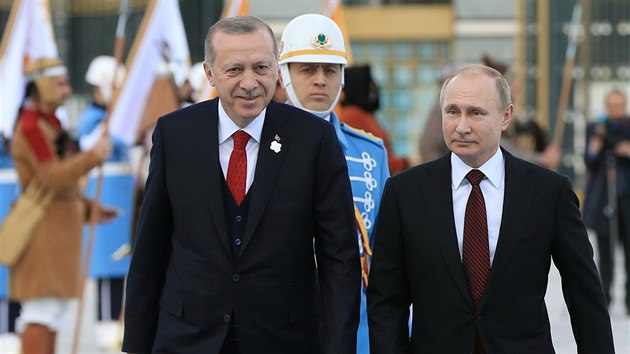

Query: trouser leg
597;232;613;305
21;323;52;354
617;194;630;310
47;330;56;353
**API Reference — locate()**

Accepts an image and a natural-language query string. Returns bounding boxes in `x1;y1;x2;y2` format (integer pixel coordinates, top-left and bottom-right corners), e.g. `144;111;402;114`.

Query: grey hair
439;63;512;111
204;16;278;66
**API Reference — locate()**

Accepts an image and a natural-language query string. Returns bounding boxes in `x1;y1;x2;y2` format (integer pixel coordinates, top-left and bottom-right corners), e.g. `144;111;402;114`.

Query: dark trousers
596;194;630;308
97;277;124;321
0;300;21;333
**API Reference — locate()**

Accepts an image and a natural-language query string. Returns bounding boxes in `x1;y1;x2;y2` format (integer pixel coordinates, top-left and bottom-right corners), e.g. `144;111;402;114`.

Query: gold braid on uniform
355;205;372;288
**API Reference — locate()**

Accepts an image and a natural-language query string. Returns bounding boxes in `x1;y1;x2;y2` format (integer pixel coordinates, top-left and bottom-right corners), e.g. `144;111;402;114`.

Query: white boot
94;320;122;352
0;333;21;354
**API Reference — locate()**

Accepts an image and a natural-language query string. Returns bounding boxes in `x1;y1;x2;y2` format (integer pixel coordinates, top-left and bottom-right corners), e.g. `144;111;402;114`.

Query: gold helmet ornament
279;14;347;118
25;57;68;109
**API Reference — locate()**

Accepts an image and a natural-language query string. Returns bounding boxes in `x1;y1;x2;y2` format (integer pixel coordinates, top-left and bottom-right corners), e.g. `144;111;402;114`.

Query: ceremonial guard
10;57;115;353
279;14;389;354
76;55;132;350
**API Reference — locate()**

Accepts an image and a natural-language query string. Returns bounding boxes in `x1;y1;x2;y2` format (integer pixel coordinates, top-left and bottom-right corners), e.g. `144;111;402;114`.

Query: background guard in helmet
279;14;390;354
75;55;132;351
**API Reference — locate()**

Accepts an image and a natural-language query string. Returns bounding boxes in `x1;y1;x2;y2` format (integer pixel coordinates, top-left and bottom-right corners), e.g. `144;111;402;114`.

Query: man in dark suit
122;16;360;354
367;64;614;353
583;89;630;309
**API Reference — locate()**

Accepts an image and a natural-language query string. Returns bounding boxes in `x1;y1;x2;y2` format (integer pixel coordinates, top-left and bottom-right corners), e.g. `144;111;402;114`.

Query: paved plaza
1;234;628;353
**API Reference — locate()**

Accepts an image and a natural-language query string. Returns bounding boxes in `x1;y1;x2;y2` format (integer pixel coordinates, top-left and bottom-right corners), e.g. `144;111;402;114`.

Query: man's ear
501;104;514;131
203;61;215;87
277;68;284;88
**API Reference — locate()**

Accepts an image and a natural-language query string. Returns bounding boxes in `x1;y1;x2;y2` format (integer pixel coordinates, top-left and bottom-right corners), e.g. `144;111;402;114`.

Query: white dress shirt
218;99;265;194
451;148;505;264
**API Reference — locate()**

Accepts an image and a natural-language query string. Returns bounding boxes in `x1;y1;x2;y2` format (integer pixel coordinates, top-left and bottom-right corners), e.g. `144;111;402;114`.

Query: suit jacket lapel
480;150;534;308
239;101;291;257
196;99;232;256
427;154;473;303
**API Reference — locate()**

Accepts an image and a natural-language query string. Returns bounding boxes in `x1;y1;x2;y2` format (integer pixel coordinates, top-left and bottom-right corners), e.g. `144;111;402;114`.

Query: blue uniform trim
77;103;134;277
77;103;129;161
330;113;389;354
0;150;18;299
343;124;383;145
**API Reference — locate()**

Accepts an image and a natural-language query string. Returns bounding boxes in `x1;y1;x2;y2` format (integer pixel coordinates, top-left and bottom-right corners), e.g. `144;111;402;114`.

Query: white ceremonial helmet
279;14;347;118
154;59;190;88
85;55;125;105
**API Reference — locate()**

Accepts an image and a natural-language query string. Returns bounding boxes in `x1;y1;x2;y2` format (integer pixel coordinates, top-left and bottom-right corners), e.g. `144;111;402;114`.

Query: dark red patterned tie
226;131;250;206
463;169;489;354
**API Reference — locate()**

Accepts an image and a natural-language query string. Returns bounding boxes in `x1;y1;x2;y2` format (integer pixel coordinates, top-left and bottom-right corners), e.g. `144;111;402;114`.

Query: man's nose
240;69;259;89
313;67;326;86
455;117;471;133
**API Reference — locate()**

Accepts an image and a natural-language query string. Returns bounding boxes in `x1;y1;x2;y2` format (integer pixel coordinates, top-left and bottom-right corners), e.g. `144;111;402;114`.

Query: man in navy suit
367;64;614;353
122;16;360;354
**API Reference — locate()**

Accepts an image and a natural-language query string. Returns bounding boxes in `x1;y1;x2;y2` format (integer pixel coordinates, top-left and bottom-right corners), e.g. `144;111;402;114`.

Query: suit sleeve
122;120;173;353
551;176;614;353
314;124;361;354
367;178;411;353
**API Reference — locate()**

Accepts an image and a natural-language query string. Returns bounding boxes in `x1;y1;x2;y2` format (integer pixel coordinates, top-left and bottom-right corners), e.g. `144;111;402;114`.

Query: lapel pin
270;140;282;153
274;134;281;142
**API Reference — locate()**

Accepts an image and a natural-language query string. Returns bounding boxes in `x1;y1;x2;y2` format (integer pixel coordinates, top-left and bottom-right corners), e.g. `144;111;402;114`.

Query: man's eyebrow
444;104;458;110
466;105;488;113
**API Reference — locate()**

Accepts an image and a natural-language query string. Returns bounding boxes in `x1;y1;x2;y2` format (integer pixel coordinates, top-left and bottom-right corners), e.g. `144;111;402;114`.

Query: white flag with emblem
108;0;190;146
0;0;59;138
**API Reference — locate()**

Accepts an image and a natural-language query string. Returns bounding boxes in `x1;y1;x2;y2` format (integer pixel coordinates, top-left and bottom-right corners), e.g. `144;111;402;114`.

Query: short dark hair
204;16;277;66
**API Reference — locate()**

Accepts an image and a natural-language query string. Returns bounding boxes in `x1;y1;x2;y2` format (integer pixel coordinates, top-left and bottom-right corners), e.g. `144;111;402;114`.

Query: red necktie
463;169;489;354
226;131;250;206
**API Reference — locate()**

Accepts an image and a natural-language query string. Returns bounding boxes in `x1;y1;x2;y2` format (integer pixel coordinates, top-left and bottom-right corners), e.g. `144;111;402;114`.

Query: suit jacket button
232;273;240;282
223;314;231;323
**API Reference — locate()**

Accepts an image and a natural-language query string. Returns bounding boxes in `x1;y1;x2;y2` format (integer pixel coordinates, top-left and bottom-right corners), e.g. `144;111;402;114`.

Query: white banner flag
109;0;190;146
222;0;249;18
0;0;59;138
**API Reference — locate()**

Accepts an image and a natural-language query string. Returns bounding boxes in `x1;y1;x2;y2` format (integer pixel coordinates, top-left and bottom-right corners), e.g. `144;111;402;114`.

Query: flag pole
552;4;582;170
0;0;23;60
71;1;130;352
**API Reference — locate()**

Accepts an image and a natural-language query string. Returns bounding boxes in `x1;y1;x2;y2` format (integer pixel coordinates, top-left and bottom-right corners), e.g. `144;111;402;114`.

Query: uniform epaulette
341;124;384;146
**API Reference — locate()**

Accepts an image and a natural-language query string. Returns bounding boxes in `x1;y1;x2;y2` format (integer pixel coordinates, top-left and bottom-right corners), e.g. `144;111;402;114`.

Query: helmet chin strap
280;64;344;119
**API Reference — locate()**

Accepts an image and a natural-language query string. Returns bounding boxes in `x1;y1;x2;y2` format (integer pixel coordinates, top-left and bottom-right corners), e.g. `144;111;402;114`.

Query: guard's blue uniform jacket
77;103;133;278
0;141;18;301
330;112;389;354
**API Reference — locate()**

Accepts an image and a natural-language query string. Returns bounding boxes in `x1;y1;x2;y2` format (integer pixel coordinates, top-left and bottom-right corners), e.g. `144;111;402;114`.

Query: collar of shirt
450;147;505;264
451;147;505;191
217;98;265;145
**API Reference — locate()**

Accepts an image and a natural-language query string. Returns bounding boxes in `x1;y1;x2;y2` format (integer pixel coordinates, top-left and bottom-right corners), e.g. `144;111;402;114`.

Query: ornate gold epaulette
343;124;382;143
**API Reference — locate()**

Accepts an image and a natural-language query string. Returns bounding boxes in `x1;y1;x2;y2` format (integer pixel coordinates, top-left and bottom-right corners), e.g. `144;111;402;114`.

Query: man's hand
96;205;120;223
